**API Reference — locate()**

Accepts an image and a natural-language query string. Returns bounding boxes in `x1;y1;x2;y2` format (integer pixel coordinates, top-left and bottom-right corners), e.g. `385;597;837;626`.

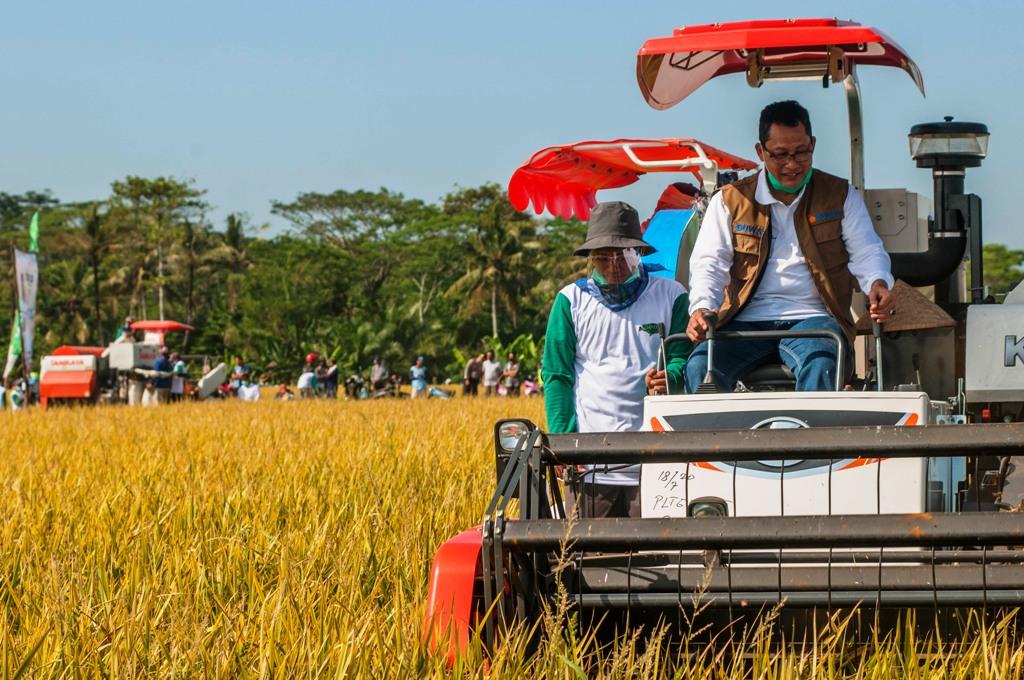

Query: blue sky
1;1;1021;246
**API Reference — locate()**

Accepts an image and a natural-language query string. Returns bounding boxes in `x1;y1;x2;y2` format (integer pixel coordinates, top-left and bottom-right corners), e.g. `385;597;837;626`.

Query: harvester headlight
908;117;989;168
688;497;728;518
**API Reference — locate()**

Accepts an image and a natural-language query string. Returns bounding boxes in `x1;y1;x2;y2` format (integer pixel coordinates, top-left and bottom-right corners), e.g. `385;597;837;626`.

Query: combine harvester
39;320;227;407
425;18;1024;658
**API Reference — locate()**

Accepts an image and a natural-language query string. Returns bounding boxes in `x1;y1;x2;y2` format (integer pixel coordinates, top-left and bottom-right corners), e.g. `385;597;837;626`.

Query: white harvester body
640;392;962;518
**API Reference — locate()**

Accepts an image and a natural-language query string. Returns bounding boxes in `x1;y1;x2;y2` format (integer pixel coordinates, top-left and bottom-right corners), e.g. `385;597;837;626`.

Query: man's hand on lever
686;308;718;344
868;280;896;324
645;367;667;396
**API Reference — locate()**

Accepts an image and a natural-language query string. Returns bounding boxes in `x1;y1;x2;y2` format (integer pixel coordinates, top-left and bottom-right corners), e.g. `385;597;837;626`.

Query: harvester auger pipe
542;422;1024;465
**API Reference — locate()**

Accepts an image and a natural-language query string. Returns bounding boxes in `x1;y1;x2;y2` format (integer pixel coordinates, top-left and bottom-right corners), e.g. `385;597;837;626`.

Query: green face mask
767;168;813;194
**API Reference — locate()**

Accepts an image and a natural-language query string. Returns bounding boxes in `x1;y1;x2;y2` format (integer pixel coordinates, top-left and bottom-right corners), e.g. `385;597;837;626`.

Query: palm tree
80;203;109;344
200;213;252;313
445;185;539;339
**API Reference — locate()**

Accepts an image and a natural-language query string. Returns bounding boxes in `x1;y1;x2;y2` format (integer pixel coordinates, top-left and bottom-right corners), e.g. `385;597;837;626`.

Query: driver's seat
739;363;796;389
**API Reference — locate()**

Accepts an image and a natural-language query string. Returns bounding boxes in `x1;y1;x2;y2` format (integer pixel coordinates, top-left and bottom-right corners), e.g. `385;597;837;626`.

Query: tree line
0;178;587;381
2;177;1022;382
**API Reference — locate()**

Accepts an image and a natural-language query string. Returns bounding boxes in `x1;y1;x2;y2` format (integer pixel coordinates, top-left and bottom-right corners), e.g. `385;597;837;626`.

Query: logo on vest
638;323;661;336
809;209;843;224
734;224;764;236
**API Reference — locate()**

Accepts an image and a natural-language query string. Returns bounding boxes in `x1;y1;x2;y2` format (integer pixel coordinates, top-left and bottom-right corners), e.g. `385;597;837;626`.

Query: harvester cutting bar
580;590;1024;608
723;550;1024;564
544;422;1024;464
502;513;1024;551
578;564;1024;593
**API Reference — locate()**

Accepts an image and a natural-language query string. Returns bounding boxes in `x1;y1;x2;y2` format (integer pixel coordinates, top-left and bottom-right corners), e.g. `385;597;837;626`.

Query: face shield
587;248;648;308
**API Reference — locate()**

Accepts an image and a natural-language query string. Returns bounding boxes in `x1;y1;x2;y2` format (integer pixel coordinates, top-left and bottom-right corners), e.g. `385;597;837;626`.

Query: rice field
1;397;1022;677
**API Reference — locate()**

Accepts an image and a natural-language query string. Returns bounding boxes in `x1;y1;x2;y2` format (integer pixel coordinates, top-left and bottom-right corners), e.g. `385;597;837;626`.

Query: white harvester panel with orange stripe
640;392;961;518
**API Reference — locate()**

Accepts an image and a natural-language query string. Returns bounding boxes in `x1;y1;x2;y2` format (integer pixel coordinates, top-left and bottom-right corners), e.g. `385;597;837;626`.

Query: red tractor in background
39;320;196;407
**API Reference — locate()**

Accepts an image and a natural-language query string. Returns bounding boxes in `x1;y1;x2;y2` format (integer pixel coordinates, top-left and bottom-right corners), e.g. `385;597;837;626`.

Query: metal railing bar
502;513;1024;551
544;423;1024;464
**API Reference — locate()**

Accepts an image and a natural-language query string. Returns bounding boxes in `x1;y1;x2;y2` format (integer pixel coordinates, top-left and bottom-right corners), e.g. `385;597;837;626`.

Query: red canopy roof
508;138;756;220
130;320;194;333
52;345;105;357
637;18;924;110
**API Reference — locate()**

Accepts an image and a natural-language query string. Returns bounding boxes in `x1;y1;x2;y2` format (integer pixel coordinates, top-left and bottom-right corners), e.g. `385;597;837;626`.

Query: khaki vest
717;169;856;342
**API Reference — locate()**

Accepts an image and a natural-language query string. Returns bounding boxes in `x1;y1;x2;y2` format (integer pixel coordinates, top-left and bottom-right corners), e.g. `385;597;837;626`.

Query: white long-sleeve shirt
688;170;893;321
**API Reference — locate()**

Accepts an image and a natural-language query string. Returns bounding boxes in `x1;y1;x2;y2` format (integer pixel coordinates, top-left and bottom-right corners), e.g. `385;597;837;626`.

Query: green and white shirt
542;277;690;485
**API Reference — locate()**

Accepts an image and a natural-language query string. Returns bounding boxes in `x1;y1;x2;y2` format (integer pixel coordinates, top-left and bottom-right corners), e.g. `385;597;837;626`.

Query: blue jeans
684;316;846;393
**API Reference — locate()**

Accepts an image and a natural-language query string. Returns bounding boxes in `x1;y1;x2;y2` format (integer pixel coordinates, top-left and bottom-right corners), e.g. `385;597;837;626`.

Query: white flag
14;249;38;373
2;310;20;380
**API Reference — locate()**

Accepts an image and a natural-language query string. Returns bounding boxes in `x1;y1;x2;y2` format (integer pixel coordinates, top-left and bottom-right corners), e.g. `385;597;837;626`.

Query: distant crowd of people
274;352;339;400
271;350;542;401
461;350;541;398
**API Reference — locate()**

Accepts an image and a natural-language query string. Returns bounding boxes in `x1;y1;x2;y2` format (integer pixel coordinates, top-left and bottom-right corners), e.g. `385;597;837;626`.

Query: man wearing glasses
543;201;691;517
685;100;896;392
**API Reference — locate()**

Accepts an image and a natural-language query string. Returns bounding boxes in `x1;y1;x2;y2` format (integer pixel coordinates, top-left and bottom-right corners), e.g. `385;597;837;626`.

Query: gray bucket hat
573;201;656;256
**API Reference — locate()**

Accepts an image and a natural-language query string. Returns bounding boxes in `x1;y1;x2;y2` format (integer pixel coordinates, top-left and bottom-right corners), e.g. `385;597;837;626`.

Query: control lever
696;311;720;394
656;322;670;396
871;319;884;392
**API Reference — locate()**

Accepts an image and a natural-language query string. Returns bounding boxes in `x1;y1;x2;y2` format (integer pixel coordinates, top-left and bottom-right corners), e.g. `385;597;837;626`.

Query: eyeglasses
588;248;638;266
589;253;628;264
763;146;814;163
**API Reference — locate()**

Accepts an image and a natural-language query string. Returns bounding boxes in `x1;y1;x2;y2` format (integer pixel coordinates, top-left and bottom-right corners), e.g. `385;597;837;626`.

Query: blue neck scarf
576;263;655;311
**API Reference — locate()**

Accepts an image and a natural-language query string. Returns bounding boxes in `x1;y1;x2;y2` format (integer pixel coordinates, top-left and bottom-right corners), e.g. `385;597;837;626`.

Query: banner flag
28;211;40;253
13;249;38;374
2;309;21;380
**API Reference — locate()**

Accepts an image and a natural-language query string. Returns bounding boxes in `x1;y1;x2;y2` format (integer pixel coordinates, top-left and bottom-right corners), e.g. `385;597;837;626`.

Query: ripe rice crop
0;398;1021;677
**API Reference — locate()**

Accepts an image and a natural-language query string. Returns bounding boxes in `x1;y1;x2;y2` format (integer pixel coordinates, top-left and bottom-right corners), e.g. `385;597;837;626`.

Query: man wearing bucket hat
542;201;691;518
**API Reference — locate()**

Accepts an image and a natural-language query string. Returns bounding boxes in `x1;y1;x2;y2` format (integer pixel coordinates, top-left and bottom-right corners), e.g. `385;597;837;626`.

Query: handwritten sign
640;463;694;518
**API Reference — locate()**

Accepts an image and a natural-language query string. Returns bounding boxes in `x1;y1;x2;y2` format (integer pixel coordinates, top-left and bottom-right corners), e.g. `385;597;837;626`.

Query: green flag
3;309;22;380
28;211;39;253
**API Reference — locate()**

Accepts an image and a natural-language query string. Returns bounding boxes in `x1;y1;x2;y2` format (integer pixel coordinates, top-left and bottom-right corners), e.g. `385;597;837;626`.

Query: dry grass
0;397;1021;677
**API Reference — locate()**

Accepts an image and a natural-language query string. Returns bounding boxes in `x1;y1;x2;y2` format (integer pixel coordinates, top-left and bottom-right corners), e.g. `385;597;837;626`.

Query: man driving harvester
685;100;896;392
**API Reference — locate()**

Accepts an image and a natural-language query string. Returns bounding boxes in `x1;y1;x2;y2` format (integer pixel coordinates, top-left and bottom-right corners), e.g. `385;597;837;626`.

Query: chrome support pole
843;72;865;193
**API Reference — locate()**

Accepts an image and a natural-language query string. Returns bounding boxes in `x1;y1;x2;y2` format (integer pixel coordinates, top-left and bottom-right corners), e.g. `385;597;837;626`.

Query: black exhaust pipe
891;118;988;299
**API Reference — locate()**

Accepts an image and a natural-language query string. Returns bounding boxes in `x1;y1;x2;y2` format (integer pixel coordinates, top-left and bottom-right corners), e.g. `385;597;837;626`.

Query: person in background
481;350;502;397
502;352;521;397
150;347;173;405
231;356;251;392
410;356;428;398
115;316;134;342
370;356;388;390
8;379;26;411
324;359;339;398
543;201;690;518
276;383;296;400
462;353;483;397
297;364;316;398
170;352;187;402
